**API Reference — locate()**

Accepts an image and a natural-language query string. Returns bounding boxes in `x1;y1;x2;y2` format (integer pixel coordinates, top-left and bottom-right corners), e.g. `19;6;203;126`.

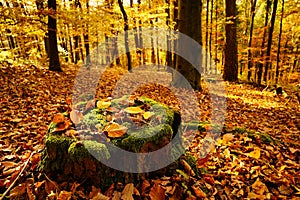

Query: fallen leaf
97;101;111;109
143;111;155;119
57;191;72;200
191;185;207;198
10;183;28;198
121;183;136;200
70;110;83;124
149;183;165;200
103;123;128;138
124;107;143;114
52;113;65;124
248;147;261;159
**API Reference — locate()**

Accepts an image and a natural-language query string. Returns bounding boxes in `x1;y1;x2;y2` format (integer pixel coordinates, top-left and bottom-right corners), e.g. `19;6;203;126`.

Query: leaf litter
0;64;299;199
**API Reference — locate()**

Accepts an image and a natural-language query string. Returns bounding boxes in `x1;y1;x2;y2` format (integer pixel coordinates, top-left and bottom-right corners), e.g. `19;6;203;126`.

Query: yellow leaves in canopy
97;101;111;109
124;107;143;114
103;123;128;138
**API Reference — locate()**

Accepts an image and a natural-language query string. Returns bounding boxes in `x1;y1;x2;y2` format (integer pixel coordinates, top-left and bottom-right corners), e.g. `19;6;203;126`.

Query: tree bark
264;0;278;83
48;0;62;72
247;0;257;81
223;0;238;81
84;0;90;66
118;0;132;72
276;0;284;83
257;0;271;84
173;0;202;91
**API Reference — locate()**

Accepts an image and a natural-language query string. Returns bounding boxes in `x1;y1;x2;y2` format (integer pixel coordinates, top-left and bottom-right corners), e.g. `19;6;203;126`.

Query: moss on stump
40;95;182;189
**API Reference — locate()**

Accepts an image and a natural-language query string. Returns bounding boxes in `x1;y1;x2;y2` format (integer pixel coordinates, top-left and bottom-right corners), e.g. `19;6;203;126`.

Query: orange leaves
52;113;65;124
149;183;166;200
103;123;128;138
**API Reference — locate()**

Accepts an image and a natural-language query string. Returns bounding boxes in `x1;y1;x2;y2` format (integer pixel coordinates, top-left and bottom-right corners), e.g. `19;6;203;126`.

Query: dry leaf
27;186;36;200
124;107;143;114
222;133;234;145
121;183;135;200
112;191;122;200
149;183;165;200
10;183;28;198
248;147;261;159
143;111;155;119
139;180;151;196
191;185;207;198
180;159;195;176
57;191;72;200
103;123;128;138
70;110;83;124
52;113;65;124
97;101;111;109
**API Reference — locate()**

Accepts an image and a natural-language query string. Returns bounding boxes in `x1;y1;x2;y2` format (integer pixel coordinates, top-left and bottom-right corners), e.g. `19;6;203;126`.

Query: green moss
151;104;174;125
82;109;106;129
234;127;274;144
68;140;110;161
141;97;161;106
185;153;200;176
122;124;173;152
40;135;75;171
47;122;57;134
234;127;248;134
75;101;88;110
182;121;209;132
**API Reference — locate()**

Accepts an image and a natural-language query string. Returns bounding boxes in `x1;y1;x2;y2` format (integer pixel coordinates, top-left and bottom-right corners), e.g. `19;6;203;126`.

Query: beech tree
48;0;62;72
173;0;202;91
223;0;238;81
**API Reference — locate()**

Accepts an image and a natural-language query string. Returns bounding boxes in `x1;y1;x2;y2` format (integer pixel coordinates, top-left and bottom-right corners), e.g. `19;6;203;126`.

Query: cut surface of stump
40;95;183;189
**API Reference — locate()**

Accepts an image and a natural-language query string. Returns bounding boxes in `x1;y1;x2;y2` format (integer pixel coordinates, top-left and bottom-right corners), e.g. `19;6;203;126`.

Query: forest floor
0;64;300;199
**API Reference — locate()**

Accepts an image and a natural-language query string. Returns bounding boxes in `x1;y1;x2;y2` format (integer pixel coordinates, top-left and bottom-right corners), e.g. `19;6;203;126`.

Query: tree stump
40;95;183;189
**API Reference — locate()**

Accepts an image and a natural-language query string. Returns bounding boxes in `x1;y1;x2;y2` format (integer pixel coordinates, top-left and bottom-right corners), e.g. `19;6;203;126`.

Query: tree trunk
209;0;213;73
264;0;278;83
84;0;90;65
48;0;62;72
118;0;132;72
223;0;238;81
205;0;209;73
275;0;284;84
166;0;172;68
257;0;271;85
247;0;257;81
214;0;218;66
173;0;202;91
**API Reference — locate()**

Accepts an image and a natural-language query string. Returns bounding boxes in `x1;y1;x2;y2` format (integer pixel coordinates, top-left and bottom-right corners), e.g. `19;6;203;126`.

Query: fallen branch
0;151;36;200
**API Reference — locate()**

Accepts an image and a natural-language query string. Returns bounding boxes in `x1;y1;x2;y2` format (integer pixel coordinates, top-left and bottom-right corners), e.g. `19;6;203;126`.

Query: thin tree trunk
275;0;284;83
264;0;278;83
209;0;213;73
118;0;132;72
48;0;61;71
247;0;257;81
214;0;218;66
84;0;90;66
257;0;271;85
166;0;172;68
205;0;209;73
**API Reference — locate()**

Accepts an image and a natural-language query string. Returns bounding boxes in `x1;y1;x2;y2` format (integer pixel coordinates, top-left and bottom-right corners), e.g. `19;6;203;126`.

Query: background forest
1;0;300;199
0;0;299;85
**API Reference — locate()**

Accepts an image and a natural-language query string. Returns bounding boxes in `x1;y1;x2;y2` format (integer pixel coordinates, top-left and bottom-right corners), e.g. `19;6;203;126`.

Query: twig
0;151;36;200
